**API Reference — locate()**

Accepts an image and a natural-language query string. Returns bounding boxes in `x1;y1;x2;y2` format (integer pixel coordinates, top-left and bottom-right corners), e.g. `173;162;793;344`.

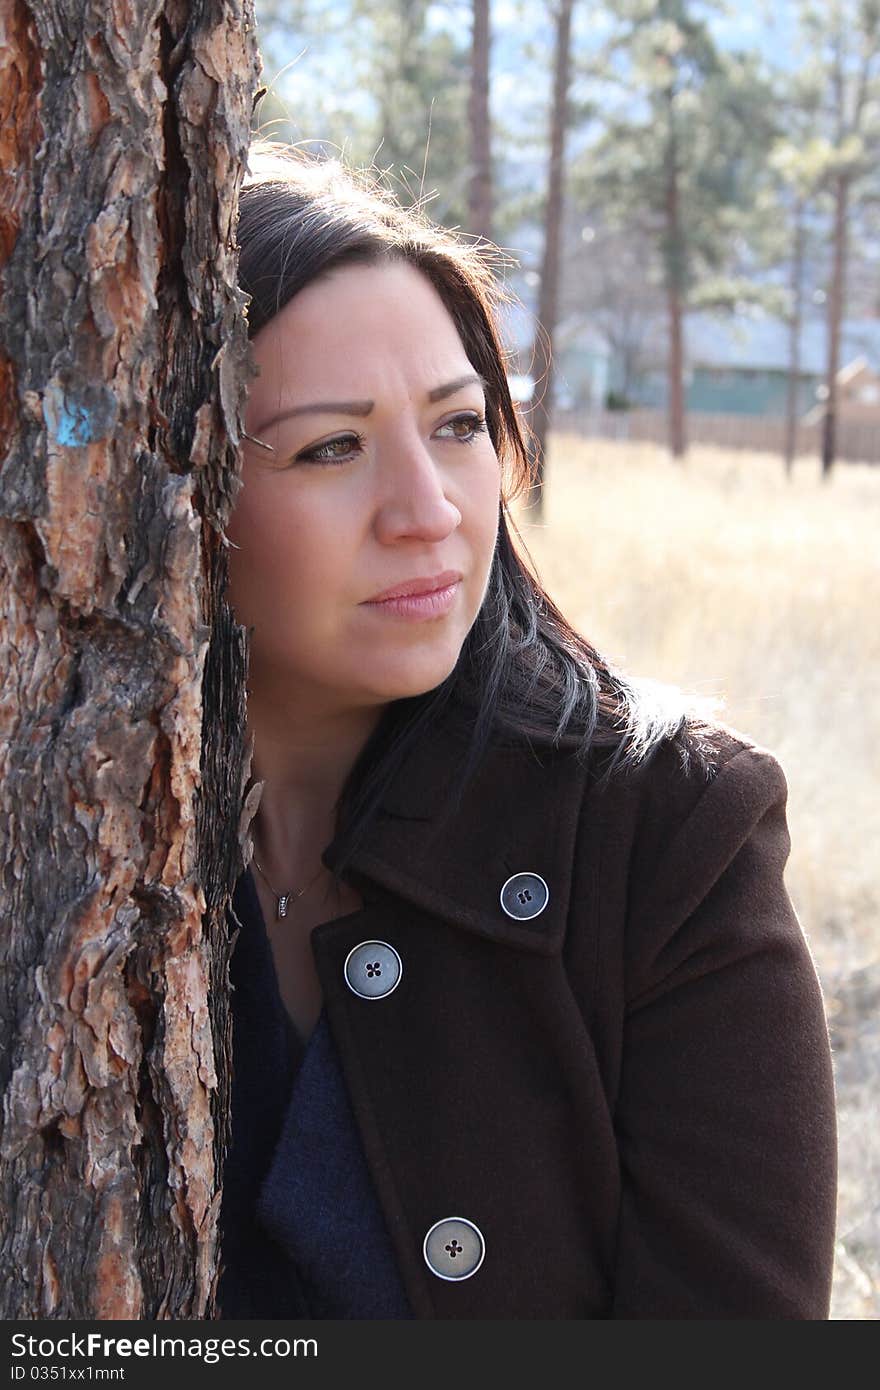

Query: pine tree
574;0;776;457
793;0;880;475
468;0;494;239
0;0;259;1318
527;0;576;517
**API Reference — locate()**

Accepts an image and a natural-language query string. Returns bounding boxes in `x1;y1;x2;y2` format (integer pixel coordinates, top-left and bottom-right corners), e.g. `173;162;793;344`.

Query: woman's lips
361;579;461;620
366;569;462;602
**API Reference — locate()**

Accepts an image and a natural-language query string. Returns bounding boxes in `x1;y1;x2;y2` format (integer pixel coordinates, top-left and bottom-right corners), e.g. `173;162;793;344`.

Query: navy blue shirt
217;866;412;1319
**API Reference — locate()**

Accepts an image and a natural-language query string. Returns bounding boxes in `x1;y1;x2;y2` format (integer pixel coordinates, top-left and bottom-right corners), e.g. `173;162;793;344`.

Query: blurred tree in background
468;0;493;240
571;0;777;458
793;0;880;474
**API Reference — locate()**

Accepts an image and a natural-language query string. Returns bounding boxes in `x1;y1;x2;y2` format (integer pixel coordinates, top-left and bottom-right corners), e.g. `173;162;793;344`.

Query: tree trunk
468;0;493;240
0;0;260;1318
667;284;686;460
822;173;849;478
664;86;686;460
784;198;806;477
528;0;575;519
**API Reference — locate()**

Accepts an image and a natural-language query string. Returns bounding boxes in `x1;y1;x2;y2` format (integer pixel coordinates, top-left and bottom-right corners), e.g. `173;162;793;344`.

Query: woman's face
226;258;502;715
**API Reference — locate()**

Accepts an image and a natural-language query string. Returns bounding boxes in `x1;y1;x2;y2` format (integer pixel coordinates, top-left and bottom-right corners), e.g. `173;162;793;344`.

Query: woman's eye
437;412;488;443
295;432;365;466
291;413;486;468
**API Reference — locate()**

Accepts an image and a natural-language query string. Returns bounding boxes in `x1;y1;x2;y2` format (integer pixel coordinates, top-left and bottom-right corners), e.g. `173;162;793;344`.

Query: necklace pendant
277;893;290;919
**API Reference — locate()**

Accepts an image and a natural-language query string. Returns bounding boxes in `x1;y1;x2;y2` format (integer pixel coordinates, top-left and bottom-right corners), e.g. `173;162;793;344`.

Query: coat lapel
321;700;590;956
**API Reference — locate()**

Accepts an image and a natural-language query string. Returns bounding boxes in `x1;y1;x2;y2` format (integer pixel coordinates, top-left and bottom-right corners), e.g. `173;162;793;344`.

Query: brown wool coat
303;703;838;1319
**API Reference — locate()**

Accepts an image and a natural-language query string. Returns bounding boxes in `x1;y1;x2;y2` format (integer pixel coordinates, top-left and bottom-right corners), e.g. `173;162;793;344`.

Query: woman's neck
244;691;385;881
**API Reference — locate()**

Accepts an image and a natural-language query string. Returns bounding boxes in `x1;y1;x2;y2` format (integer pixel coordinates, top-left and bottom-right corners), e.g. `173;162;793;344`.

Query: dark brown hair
233;140;720;882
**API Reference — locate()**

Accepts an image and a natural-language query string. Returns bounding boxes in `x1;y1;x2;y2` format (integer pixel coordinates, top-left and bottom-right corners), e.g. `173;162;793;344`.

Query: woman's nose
373;431;462;543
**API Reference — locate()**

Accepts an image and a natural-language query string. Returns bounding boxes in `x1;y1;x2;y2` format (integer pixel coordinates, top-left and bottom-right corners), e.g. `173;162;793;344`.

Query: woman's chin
369;651;463;703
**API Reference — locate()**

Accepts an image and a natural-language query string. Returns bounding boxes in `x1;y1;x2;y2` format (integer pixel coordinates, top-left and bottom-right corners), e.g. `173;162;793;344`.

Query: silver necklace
250;853;326;920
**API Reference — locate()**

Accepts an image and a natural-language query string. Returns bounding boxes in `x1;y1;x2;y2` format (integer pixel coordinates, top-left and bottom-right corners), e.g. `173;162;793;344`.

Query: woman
216;139;838;1320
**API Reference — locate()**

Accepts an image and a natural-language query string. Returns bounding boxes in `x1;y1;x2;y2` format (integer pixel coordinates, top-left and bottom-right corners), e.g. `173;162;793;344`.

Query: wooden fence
554;408;880;464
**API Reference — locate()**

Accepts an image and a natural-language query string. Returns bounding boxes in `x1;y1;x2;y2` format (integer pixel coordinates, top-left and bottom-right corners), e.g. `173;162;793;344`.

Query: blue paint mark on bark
56;402;95;445
44;382;118;447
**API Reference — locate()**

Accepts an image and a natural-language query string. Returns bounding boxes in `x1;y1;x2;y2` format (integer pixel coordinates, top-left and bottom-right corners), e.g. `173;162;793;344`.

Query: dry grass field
510;433;880;1320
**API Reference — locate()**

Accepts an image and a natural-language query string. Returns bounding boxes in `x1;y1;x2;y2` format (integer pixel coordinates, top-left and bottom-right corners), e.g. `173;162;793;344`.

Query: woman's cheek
475;459;502;553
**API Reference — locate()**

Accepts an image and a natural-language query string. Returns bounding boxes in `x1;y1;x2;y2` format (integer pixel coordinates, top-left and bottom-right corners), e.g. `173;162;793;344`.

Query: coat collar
321;699;592;956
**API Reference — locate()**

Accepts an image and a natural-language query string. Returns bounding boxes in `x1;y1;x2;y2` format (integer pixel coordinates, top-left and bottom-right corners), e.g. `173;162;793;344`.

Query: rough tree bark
0;0;260;1318
467;0;492;241
528;0;575;520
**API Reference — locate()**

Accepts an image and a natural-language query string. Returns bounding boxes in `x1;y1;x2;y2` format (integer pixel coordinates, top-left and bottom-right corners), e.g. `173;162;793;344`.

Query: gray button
343;940;403;999
423;1217;485;1281
500;871;549;920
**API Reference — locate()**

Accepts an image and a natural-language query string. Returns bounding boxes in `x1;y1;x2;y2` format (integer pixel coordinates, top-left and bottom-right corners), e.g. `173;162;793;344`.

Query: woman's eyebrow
253;373;488;435
428;372;488;402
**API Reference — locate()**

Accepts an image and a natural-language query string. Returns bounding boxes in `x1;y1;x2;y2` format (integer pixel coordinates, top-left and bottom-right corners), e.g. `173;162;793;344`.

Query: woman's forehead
257;258;453;334
248;265;475;397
